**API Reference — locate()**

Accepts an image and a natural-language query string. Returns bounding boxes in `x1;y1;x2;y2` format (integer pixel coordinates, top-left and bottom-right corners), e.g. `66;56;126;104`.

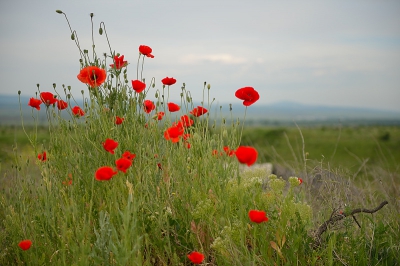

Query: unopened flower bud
56;10;63;14
90;13;94;18
99;28;103;35
204;81;207;86
68;86;71;91
18;90;21;95
152;83;155;88
229;104;232;111
53;83;56;89
71;33;75;40
81;90;84;95
83;49;88;54
36;84;40;88
207;84;211;90
155;92;158;98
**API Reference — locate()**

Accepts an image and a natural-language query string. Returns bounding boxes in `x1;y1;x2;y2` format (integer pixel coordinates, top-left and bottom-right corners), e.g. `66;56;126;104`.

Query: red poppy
167;102;180;112
180;115;194;127
156;111;165;120
139;45;154;58
187;251;204;264
102;138;118;154
161;77;176;86
122;151;136;161
28;97;42;110
190;106;208;117
298;177;303;185
248;210;269;223
38;151;47;161
95;166;118;181
132;79;146;93
212;150;219;156
115;116;124;125
110;55;127;69
164;124;184;143
223;146;235;157
72;106;85;117
235;146;258;166
57;99;68;110
62;174;73;186
40;92;57;106
235;87;260;106
143;100;155;113
115;157;132;173
18;240;32;251
77;66;107;87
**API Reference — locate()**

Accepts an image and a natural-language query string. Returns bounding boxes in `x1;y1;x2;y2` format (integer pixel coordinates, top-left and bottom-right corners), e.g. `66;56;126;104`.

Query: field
1;123;399;265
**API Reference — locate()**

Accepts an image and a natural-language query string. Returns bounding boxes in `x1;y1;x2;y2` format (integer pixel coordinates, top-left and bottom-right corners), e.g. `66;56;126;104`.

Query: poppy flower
132;79;146;93
103;138;118;154
190;106;208;117
62;174;73;186
167;102;180;112
115;157;132;173
164;124;184;143
95;166;118;181
235;87;260;106
155;111;165;120
40;92;57;106
72;106;85;117
110;55;127;69
18;240;32;251
223;146;235;157
57;99;68;110
115;116;124;125
28;97;42;110
161;77;176;86
139;45;154;58
180;115;193;127
38;151;47;161
298;177;303;185
187;251;204;264
143;100;155;114
122;151;136;161
77;66;107;87
248;210;269;223
235;146;258;166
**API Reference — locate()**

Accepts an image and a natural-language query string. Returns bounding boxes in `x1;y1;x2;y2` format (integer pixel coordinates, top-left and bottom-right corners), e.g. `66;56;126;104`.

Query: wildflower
180;115;193;127
110;55;127;69
103;138;118;154
77;66;107;87
155;111;165;120
115;157;132;173
57;99;68;110
235;146;258;166
18;240;32;251
40;92;57;106
63;174;73;186
298;177;303;185
168;102;180;112
122;151;136;161
139;45;154;58
143;100;155;113
95;166;118;181
38;151;47;161
248;210;269;223
235;87;260;106
132;79;146;93
164;124;184;143
187;251;204;264
161;77;176;86
223;146;235;157
71;106;85;117
115;116;124;125
28;97;42;110
190;106;208;117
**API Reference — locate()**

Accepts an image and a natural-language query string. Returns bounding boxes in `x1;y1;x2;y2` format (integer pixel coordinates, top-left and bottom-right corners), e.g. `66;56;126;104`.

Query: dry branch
313;200;388;248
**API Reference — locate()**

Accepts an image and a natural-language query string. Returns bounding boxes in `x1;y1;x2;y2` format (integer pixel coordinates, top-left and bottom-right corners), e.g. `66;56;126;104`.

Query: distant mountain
1;94;399;126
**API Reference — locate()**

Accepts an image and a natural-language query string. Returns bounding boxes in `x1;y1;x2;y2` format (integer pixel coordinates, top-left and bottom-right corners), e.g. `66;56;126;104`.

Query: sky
1;1;400;112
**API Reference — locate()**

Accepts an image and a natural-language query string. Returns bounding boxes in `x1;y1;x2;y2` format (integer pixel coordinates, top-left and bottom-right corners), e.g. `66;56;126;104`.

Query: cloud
180;54;247;65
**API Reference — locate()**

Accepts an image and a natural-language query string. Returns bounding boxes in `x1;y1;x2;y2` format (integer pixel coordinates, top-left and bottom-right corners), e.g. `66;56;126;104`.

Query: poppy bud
71;33;75;40
68;86;71;91
36;84;40;88
99;27;103;35
53;83;56;89
18;90;21;95
81;90;84;95
186;96;191;103
90;13;94;18
56;10;63;14
83;49;88;54
204;81;207;86
207;84;211;90
155;92;158;98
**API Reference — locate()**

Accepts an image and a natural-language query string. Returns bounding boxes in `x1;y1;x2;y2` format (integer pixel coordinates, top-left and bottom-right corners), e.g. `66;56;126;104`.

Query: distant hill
1;94;399;126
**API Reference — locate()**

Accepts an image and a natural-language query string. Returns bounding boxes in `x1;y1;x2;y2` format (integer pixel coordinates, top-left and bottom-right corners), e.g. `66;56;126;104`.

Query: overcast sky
1;1;399;111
